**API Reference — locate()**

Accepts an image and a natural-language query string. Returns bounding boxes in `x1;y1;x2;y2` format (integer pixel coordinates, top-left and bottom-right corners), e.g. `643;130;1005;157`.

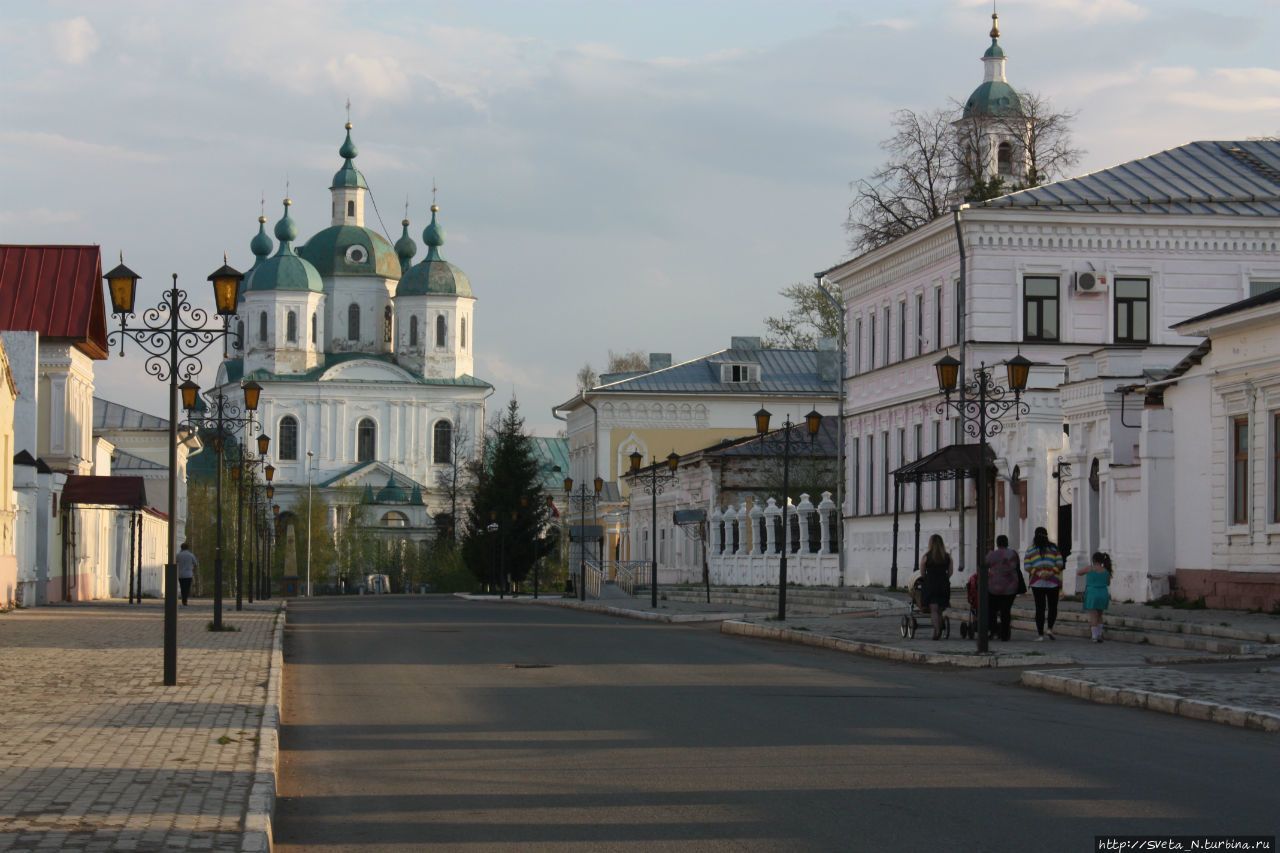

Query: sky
4;0;1280;435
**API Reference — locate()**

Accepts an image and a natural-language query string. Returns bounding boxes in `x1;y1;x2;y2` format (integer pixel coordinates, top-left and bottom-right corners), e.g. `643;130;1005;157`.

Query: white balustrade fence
707;491;841;587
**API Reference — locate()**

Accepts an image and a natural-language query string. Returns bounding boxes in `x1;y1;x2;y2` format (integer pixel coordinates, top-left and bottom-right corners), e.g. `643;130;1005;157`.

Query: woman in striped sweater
1024;526;1064;641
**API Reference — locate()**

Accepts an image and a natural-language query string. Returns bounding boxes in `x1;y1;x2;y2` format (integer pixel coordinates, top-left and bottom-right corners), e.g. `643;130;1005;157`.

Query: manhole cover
507;663;552;669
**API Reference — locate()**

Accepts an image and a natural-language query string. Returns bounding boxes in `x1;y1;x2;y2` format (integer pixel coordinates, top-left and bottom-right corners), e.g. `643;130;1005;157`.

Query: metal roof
975;140;1280;216
529;436;570;490
111;450;166;471
0;245;109;359
706;417;839;458
95;397;167;430
892;443;996;484
1173;284;1280;329
587;347;838;397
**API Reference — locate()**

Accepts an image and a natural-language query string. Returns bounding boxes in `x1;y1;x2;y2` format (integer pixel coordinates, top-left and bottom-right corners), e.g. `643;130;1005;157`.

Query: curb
1019;669;1280;734
721;619;1072;667
522;596;752;623
243;603;286;853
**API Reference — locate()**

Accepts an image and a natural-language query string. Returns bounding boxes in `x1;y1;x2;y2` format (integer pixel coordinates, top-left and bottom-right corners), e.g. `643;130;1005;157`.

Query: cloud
0;131;164;165
324;54;411;104
0;207;80;227
870;18;917;32
50;16;99;65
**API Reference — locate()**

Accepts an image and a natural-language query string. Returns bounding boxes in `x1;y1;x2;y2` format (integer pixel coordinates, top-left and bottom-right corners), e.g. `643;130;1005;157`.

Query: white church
214;122;491;586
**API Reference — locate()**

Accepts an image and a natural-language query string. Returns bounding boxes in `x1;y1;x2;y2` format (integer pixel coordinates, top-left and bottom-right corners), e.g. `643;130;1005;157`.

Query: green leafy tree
460;397;555;589
763;281;842;349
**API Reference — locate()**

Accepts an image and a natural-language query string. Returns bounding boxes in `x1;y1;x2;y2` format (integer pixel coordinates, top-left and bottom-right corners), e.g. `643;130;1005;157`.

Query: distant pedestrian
1077;552;1112;642
1024;527;1064;641
176;542;198;606
919;534;953;641
984;534;1021;641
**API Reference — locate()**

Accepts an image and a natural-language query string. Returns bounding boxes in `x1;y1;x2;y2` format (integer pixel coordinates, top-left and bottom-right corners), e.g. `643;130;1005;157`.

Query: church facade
215;123;491;588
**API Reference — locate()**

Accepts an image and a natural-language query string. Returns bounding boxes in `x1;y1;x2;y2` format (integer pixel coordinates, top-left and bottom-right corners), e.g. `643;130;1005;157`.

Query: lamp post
180;379;262;630
306;450;314;596
933;353;1031;654
628;451;679;609
103;258;243;686
486;521;499;595
261;463;275;598
563;475;603;601
752;407;824;621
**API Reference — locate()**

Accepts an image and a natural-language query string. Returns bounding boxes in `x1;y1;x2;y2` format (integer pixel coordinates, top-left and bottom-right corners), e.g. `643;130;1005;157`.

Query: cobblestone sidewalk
0;601;283;852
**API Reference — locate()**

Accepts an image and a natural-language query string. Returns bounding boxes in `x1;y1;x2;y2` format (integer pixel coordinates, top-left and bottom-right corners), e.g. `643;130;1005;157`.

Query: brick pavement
0;600;283;852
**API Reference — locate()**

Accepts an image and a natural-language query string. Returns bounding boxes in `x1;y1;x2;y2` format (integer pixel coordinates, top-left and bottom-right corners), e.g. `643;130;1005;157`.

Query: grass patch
207;621;241;632
217;735;235;745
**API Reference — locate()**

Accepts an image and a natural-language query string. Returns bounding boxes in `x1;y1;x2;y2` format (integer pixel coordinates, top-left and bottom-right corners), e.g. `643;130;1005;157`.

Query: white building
827;137;1280;598
214;122;491;583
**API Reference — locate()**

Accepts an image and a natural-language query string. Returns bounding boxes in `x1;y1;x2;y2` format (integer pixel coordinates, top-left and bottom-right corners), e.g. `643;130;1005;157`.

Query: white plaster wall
0;331;39;457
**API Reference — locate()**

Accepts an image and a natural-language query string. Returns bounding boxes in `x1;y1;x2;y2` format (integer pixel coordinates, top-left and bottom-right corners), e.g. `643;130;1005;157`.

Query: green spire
422;204;444;261
249;215;273;267
273;199;298;254
395;218;417;268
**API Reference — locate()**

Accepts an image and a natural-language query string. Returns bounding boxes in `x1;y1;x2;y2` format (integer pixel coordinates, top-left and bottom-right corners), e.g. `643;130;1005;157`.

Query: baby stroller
958;573;997;640
899;570;951;639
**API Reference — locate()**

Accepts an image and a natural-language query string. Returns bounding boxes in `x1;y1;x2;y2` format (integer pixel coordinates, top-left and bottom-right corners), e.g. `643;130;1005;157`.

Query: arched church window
311;312;316;343
433;420;453;464
286;311;297;343
461;317;467;349
279;416;298;461
381;511;408;528
998;141;1013;177
347;200;355;217
357;418;376;462
348;304;360;341
236;319;244;350
384;306;392;343
436;315;447;348
410;316;419;347
259;312;268;342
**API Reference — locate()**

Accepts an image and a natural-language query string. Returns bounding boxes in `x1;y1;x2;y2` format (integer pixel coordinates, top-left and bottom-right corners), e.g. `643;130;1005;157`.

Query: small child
1076;552;1112;642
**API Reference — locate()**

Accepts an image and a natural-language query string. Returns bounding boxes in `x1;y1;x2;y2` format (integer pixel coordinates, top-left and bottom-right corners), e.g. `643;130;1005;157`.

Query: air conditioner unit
1074;271;1108;293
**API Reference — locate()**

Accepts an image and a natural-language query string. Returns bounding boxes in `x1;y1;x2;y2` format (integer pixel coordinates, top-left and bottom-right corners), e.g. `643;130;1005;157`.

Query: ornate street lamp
933;354;1031;653
753;407;823;620
182;380;262;629
103;257;243;686
629;450;679;609
564;474;604;601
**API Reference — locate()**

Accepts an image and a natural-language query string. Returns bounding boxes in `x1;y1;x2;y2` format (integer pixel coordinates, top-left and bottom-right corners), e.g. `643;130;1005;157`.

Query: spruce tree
461;397;554;590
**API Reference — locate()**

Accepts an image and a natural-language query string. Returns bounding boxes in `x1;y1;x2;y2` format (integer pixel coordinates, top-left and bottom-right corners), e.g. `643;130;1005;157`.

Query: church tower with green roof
958;12;1030;187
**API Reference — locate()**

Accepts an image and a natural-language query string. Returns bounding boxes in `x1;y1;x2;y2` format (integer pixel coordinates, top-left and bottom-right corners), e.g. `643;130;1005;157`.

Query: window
883;307;890;365
850;437;860;515
915;293;923;357
279;416;298;461
433;420;453;464
348;304;360;341
357;418;376;462
898;301;906;361
258;312;268;342
933;421;942;509
381;511;408;528
869;314;876;370
461;317;467;349
286;311;297;343
384;306;392;343
1249;280;1280;297
997;141;1013;177
311;312;316;343
866;434;875;515
934;286;943;350
410;316;419;347
236;319;244;350
853;319;863;374
436;315;447;347
1024;276;1060;342
1232;416;1249;525
1273;413;1280;524
722;364;758;383
1114;277;1150;343
881;430;890;514
347;200;355;217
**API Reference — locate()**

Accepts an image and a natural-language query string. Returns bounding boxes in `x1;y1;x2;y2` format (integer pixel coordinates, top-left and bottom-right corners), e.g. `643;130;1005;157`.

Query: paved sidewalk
0;600;284;852
520;589;1280;734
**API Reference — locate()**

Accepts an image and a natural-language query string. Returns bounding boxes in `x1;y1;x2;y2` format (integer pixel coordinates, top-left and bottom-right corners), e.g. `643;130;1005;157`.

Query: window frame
348;303;360;341
278;415;298;461
357;417;376;463
1023;276;1061;342
433;420;453;465
1114;277;1150;344
1231;416;1249;526
850;436;860;515
286;310;297;343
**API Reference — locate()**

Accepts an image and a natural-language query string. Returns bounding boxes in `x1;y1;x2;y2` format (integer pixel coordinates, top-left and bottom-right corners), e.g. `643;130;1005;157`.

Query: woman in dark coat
919;534;953;640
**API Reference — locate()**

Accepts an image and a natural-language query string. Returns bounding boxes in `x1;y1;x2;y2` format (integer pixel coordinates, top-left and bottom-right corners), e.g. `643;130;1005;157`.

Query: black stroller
899;571;951;639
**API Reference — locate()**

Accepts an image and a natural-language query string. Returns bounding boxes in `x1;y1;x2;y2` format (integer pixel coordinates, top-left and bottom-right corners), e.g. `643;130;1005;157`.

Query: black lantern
103;260;140;316
1006;353;1032;394
206;261;244;317
180;380;200;411
242;380;262;412
754;407;771;435
804;408;823;437
934;355;961;393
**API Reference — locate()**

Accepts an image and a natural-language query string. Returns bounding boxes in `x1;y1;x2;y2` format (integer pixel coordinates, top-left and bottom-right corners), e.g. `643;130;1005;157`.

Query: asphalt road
274;596;1278;852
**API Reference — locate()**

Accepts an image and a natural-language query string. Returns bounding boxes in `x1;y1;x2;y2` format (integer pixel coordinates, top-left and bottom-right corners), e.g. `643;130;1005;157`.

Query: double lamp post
103;258;244;687
628;451;679;609
932;352;1031;654
562;474;602;601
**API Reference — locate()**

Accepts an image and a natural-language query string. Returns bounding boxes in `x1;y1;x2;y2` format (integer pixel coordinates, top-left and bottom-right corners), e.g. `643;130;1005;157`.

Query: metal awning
892;442;995;485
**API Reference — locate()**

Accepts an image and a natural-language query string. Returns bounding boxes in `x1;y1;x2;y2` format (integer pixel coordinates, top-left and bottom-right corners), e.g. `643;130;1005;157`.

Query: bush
424;542;478;594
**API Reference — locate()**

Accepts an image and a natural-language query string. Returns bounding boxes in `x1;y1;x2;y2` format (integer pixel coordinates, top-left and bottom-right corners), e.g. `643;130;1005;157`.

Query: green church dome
245;200;324;293
395;219;417;275
332;122;368;189
249;215;273;267
376;475;408;503
397;205;473;297
963;80;1024;118
299;224;401;279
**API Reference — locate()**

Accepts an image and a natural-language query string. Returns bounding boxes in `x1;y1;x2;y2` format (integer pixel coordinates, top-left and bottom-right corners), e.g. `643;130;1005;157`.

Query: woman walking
984;534;1021;641
1077;552;1112;642
919;534;953;641
1024;527;1064;641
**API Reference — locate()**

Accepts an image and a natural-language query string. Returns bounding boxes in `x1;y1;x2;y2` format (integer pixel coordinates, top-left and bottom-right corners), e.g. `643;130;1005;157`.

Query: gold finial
990;11;1000;40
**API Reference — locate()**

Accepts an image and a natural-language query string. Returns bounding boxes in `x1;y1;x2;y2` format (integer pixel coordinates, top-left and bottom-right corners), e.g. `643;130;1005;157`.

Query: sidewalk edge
243;604;286;852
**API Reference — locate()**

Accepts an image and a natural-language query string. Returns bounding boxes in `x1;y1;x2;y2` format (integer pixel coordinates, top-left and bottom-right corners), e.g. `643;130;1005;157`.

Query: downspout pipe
952;205;969;574
813;273;846;585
